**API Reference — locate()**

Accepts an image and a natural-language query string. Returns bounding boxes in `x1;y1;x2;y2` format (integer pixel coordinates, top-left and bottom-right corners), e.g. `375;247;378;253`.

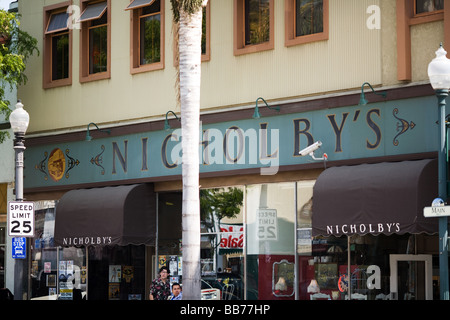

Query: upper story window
43;2;72;89
245;0;270;45
201;4;211;61
396;0;448;81
234;0;274;56
295;0;324;36
128;0;165;74
80;0;111;83
415;0;444;14
285;0;329;47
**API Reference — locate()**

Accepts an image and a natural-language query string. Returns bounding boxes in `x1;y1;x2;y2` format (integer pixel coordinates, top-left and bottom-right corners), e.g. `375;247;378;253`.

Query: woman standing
149;267;171;300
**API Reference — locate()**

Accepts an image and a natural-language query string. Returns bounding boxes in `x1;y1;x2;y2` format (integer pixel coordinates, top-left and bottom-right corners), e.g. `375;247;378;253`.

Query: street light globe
9;101;29;134
428;44;450;90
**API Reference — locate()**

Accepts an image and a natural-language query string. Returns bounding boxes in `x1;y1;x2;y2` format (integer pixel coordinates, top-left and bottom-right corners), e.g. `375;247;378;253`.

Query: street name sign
423;205;450;218
8;201;35;237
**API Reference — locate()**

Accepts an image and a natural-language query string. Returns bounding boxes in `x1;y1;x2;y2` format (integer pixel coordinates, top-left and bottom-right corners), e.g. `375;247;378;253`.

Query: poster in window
81;266;87;284
109;283;120;300
109;265;121;283
122;266;134;283
158;255;167;270
66;260;73;278
49;287;57;296
59;260;66;277
46;274;56;287
169;256;178;276
45;261;52;273
31;260;38;277
317;263;338;289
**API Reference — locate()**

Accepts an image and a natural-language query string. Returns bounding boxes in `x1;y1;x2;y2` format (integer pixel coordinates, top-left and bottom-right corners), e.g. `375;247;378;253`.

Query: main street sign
424;205;450;218
8;201;35;237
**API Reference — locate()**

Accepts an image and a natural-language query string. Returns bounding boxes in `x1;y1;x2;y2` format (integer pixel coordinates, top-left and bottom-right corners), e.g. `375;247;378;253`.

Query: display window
246;182;296;299
157;189;245;300
26;177;442;300
30;201;147;300
30;202;87;300
88;245;146;300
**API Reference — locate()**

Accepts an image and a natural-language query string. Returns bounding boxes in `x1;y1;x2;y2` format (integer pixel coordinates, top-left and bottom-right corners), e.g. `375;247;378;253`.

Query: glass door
389;254;433;300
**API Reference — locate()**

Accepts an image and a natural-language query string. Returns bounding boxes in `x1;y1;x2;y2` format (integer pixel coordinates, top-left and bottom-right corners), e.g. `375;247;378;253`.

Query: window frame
413;0;444;17
201;3;211;62
233;0;274;56
43;2;73;89
396;0;449;81
79;0;111;83
129;0;165;74
411;0;444;24
285;0;329;47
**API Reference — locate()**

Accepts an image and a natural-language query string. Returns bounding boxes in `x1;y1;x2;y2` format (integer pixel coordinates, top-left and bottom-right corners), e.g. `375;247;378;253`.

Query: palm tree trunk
178;3;203;300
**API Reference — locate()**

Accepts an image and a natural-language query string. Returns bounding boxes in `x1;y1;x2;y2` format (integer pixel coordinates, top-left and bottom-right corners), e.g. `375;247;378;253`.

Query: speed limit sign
8;201;35;237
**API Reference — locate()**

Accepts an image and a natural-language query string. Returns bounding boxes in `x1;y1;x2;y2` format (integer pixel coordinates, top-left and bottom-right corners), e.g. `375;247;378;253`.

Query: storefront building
6;0;449;300
21;83;446;300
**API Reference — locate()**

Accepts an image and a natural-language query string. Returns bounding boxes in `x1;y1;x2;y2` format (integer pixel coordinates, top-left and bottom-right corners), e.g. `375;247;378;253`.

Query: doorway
389;254;433;300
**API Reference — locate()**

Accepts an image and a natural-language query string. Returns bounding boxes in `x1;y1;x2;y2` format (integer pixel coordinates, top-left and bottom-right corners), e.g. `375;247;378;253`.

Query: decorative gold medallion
48;148;66;182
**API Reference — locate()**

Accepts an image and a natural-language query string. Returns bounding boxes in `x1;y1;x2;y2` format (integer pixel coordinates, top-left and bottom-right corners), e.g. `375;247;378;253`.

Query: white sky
0;0;13;10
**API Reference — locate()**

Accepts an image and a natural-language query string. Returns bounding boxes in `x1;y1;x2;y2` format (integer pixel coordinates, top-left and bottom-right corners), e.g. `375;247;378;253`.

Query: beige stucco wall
17;0;443;135
380;0;445;86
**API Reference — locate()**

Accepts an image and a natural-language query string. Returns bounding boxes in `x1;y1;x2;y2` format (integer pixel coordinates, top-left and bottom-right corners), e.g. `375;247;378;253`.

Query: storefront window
200;187;244;300
157;189;245;300
88;245;146;300
31;200;148;300
297;176;439;301
246;182;296;299
157;192;182;286
30;201;87;300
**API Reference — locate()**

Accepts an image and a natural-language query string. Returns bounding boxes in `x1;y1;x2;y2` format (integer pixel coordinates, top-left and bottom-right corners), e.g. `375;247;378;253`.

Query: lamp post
9;100;30;300
428;44;450;300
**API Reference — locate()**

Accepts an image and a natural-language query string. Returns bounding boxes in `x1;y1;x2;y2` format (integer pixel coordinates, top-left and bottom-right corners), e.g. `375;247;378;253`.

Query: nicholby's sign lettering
62;236;112;246
325;222;401;236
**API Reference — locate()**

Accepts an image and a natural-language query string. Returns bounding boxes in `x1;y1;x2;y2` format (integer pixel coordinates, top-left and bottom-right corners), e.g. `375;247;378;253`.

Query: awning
45;11;69;34
78;1;107;22
54;184;156;247
312;159;438;237
125;0;155;10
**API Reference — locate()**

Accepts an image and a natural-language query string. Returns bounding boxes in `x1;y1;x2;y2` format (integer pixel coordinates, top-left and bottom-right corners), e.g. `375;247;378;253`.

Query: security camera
299;141;322;156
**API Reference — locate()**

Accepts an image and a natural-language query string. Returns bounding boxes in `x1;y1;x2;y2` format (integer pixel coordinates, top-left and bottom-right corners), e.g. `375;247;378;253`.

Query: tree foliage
0;9;39;143
170;0;205;23
200;188;244;222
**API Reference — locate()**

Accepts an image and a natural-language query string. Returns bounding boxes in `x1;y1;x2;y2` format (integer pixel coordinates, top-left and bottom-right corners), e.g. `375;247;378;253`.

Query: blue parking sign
12;237;26;259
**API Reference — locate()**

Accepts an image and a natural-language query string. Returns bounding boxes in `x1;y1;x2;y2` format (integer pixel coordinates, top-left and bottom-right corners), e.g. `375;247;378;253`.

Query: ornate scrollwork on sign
65;149;80;179
393;108;415;146
35;151;49;181
90;145;106;175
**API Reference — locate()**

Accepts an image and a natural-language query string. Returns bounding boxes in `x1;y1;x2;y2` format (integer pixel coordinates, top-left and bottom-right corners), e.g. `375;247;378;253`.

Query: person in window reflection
168;282;182;300
149;267;170;300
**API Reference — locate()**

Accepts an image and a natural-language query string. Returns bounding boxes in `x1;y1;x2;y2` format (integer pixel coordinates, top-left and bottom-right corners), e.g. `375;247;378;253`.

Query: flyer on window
109;265;121;283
